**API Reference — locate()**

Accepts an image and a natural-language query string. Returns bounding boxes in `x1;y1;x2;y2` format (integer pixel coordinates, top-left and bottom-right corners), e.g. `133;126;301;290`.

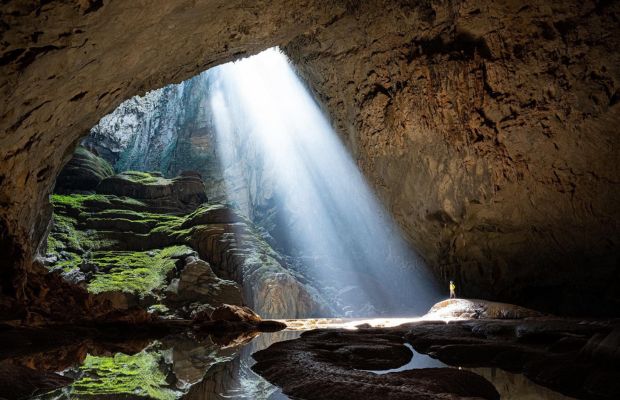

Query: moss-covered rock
47;162;328;319
87;246;192;296
96;170;207;214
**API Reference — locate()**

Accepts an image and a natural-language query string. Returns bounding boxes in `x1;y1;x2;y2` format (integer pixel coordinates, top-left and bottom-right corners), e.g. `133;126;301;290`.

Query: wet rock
252;329;500;400
0;360;73;400
165;257;242;312
211;304;261;323
405;318;620;399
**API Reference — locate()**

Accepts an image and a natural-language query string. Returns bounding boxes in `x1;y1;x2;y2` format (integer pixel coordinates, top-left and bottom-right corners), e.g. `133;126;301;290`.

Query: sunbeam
207;48;441;316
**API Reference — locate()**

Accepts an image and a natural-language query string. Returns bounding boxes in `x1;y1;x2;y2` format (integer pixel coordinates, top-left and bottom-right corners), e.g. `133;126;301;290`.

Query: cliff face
83;71;277;225
1;0;619;317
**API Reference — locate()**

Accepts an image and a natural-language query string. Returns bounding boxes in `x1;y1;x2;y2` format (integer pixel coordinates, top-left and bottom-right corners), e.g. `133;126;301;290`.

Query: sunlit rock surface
427;298;545;319
54;147;114;194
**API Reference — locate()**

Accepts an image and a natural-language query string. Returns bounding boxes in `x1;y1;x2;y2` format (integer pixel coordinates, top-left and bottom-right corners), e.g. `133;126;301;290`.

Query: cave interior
0;1;619;399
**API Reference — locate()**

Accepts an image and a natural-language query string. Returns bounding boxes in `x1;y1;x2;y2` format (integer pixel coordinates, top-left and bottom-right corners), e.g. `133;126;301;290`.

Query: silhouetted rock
211;304;261;323
0;360;73;399
405;318;620;399
54;146;114;193
252;329;500;400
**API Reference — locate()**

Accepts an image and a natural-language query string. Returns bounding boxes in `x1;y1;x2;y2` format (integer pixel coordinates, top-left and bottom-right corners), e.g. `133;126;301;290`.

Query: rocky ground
252;300;620;400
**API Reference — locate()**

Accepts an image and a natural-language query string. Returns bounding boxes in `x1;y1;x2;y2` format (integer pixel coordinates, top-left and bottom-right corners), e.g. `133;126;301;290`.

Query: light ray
209;48;441;316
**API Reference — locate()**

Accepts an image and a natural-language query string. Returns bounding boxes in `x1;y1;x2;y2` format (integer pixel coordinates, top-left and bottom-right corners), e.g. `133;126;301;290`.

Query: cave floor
2;316;615;400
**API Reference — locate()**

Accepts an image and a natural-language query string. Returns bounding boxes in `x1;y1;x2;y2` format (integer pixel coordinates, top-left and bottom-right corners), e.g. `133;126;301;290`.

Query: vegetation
88;245;192;296
119;170;167;185
46;187;276;300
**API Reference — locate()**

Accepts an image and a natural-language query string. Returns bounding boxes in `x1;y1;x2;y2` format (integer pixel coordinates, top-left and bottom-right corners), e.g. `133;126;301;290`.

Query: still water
26;319;574;400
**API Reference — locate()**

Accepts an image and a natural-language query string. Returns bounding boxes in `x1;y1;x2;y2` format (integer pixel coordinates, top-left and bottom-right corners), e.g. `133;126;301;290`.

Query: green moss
51;193;109;210
121;171;163;184
51;193;150;215
93;208;179;222
87;245;191;297
150;218;193;241
72;351;179;400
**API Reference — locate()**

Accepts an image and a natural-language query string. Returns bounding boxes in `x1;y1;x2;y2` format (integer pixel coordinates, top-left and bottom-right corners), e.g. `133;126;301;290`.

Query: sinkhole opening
51;47;441;319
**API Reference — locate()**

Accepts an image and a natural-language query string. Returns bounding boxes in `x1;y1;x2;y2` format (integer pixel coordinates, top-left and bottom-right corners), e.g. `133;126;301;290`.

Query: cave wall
285;0;620;314
1;0;619;316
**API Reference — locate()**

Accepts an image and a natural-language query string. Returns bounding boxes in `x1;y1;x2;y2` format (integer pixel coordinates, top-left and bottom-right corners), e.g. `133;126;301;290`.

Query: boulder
165;257;242;312
210;304;261;323
54;146;114;193
426;298;545;320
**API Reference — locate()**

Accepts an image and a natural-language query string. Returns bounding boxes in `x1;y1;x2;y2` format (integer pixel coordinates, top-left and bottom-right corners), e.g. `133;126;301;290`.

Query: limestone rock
165;256;242;311
251;329;500;400
54;146;114;193
405;318;620;399
426;298;545;320
96;171;207;214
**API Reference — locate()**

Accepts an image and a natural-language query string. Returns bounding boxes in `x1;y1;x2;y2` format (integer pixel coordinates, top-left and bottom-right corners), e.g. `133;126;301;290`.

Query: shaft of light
209;48;441;316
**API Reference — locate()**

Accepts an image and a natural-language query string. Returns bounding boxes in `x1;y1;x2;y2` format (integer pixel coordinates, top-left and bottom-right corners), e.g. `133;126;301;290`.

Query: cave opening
28;47;449;399
54;46;441;321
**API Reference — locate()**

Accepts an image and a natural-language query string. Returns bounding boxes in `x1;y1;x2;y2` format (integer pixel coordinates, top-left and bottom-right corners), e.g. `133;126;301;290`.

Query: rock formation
426;298;545;319
54;146;114;193
41;147;326;320
0;0;619;321
252;329;501;400
252;300;620;400
284;0;620;315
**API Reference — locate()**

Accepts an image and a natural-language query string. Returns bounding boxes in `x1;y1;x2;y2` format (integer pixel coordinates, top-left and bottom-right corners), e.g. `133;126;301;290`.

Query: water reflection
22;323;574;400
27;330;297;400
184;330;299;400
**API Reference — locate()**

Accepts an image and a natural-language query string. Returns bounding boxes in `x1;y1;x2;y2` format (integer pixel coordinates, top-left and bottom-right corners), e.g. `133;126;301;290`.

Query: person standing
449;280;456;299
